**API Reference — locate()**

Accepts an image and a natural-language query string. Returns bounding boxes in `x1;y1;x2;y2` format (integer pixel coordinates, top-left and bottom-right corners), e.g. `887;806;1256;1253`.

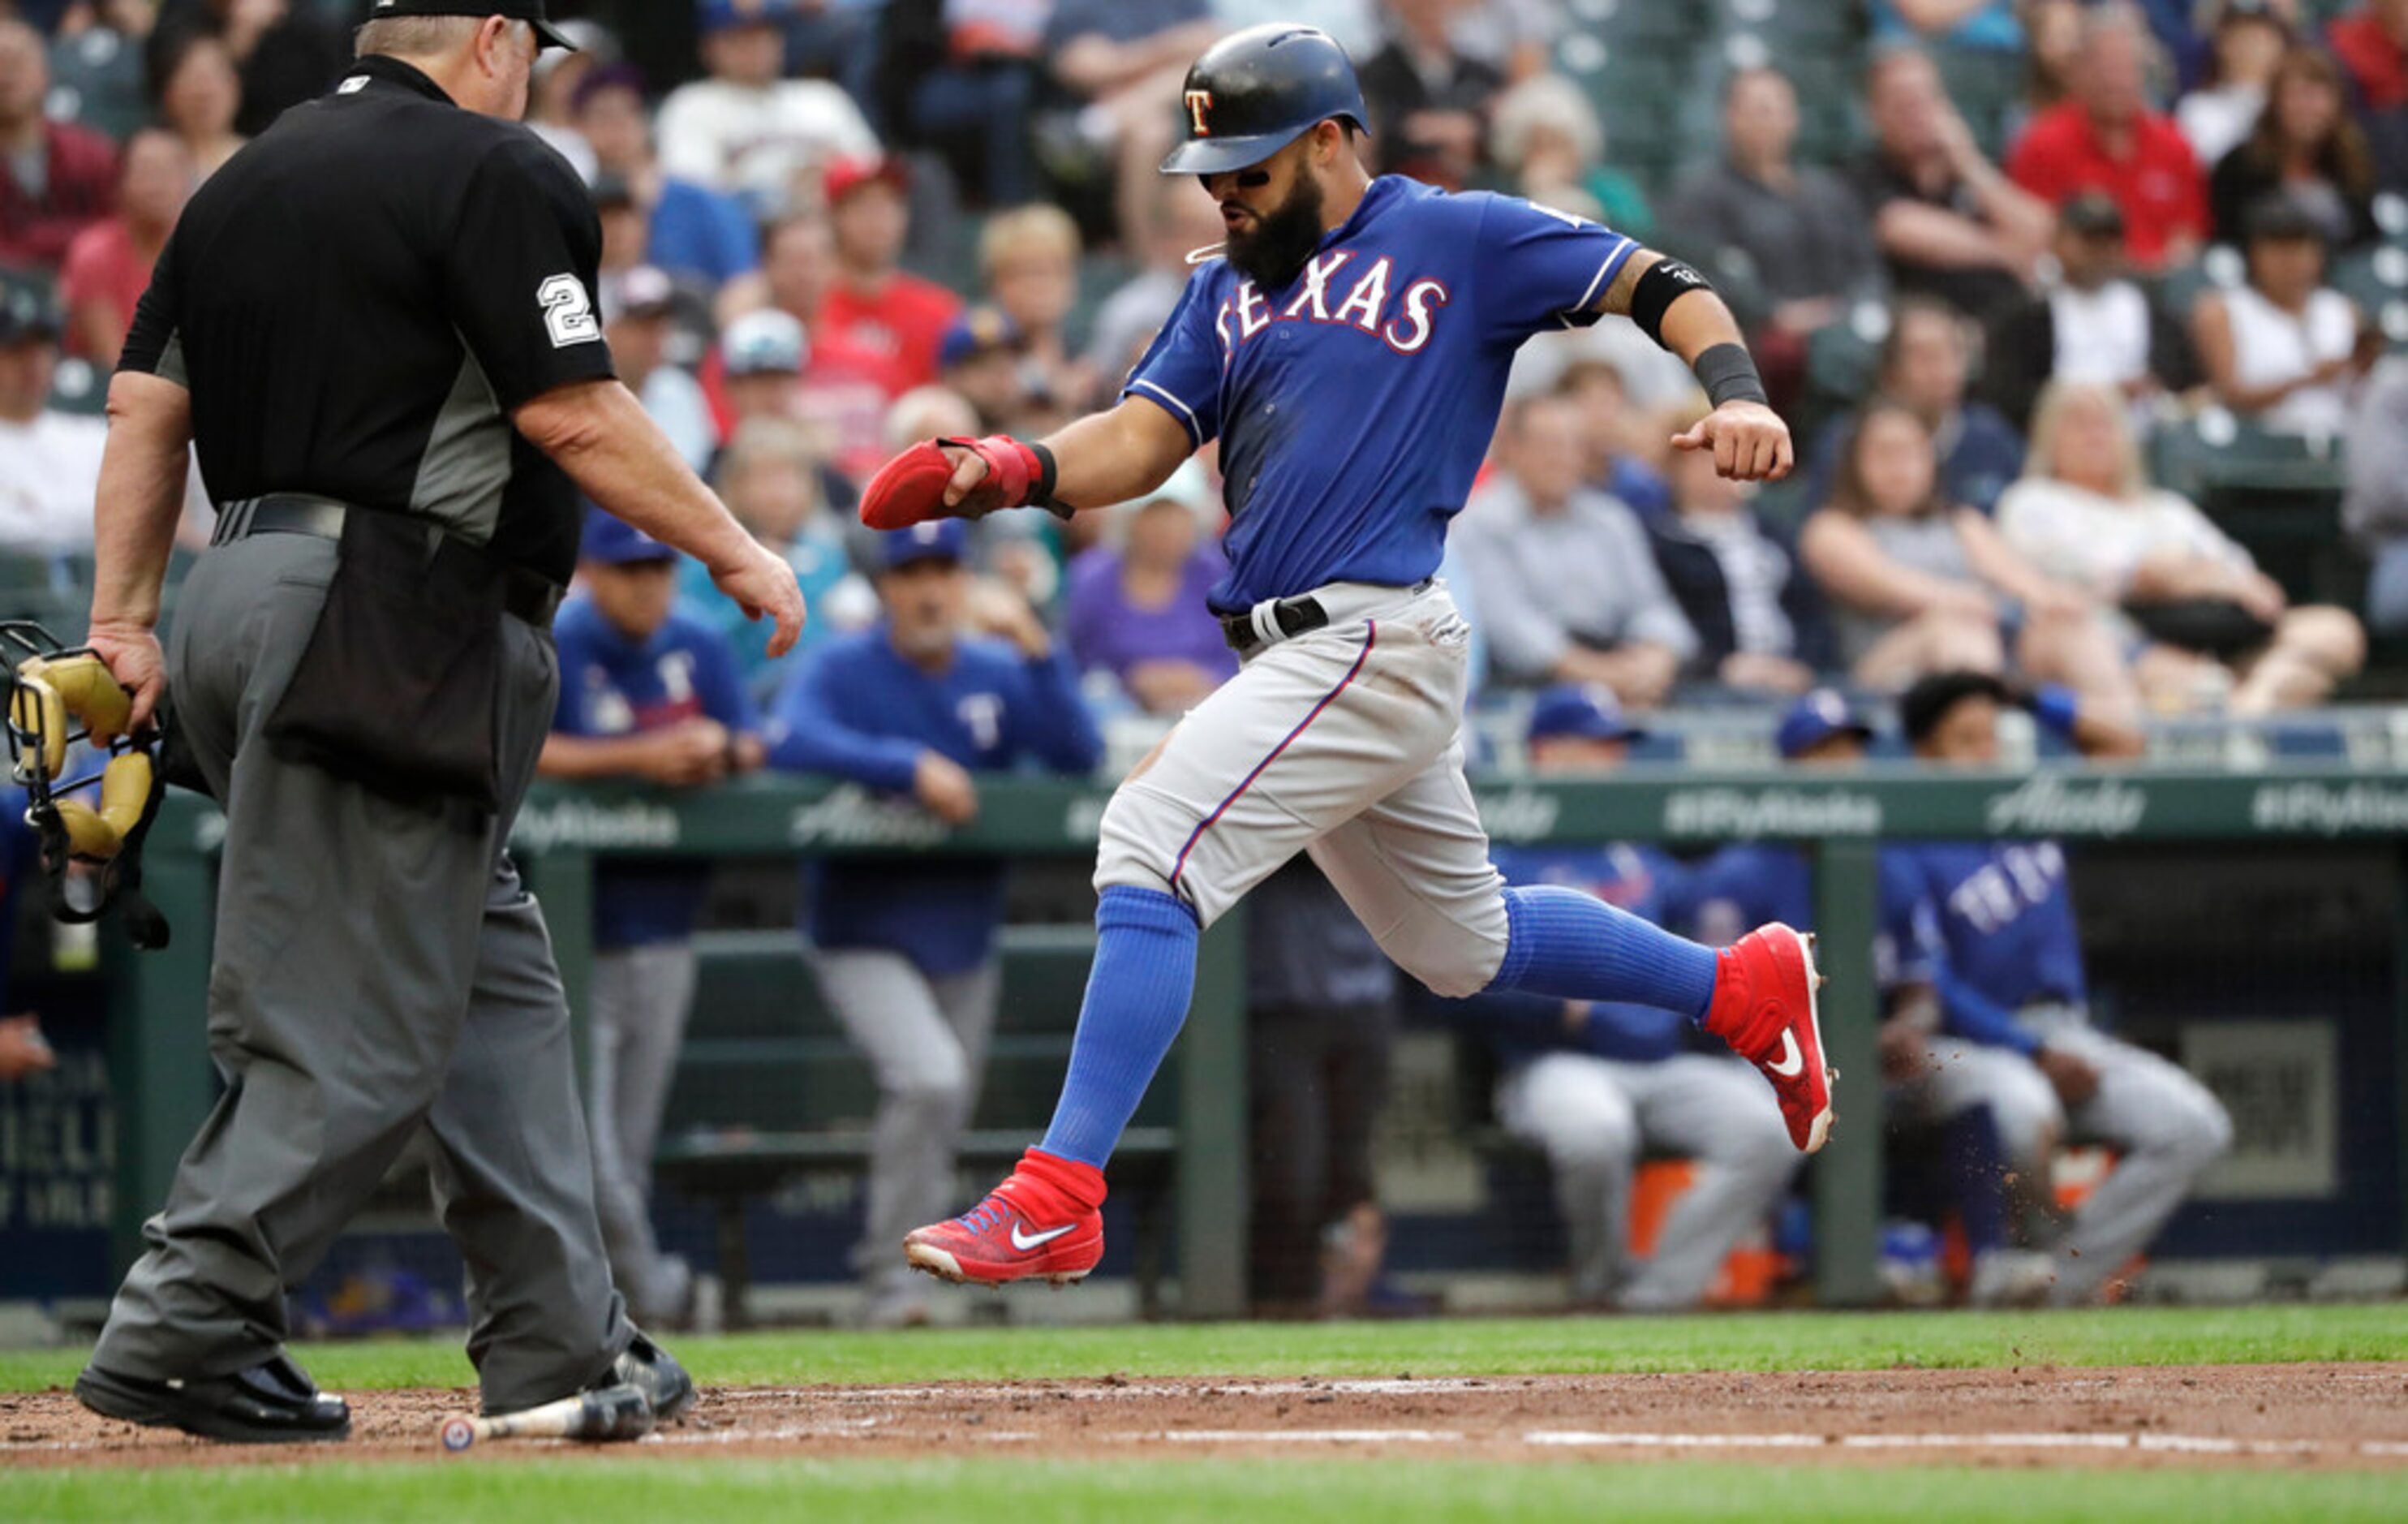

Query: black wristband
1026;440;1071;520
1693;342;1769;409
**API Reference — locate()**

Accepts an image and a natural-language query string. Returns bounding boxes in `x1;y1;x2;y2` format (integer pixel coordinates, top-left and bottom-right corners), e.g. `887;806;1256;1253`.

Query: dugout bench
105;766;2408;1312
648;925;1180;1325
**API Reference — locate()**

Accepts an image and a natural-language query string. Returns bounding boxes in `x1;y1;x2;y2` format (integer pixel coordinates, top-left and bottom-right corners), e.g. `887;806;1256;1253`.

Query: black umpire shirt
119;54;613;586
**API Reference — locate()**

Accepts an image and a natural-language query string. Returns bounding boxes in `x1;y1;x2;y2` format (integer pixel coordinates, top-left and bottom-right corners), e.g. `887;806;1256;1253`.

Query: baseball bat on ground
437;1382;656;1452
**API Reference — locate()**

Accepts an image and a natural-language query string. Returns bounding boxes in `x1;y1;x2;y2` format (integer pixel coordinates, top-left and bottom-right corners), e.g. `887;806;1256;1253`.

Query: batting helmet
1158;24;1368;177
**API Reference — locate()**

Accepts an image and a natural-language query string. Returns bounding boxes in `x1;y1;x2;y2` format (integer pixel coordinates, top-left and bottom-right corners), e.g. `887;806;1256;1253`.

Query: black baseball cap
2062;193;2125;240
363;1;579;51
0;282;60;347
2245;193;2324;245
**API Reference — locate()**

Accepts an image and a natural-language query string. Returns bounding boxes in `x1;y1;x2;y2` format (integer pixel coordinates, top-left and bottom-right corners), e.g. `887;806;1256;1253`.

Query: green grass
6;1458;2406;1524
4;1303;2404;1396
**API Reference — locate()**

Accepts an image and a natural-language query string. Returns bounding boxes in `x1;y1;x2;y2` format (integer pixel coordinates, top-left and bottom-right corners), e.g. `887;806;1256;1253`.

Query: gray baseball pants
89;532;632;1411
589;942;699;1324
2020;1009;2234;1306
812;946;999;1308
1497;1051;1799;1309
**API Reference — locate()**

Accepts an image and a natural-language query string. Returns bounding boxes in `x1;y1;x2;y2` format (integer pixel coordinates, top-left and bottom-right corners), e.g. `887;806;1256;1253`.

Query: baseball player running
866;25;1832;1288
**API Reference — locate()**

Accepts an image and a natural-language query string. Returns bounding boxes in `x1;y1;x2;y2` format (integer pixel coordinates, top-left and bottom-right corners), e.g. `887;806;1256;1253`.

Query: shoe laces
957;1195;1009;1235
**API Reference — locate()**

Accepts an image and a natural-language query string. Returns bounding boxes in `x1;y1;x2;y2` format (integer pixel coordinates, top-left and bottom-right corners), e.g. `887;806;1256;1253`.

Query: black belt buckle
1220;595;1329;656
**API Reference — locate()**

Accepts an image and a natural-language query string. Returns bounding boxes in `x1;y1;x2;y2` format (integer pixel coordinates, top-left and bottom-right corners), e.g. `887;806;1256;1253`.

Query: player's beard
1224;172;1327;292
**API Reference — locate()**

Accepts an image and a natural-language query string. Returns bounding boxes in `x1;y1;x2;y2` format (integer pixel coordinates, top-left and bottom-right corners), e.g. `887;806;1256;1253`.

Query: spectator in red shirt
61;128;193;365
0;20;117;273
2328;0;2408;185
758;212;905;480
2330;0;2408;112
816;156;961;398
2007;5;2209;272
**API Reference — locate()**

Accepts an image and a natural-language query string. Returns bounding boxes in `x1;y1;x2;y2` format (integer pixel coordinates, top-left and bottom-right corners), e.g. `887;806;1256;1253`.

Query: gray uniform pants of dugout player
88;532;633;1412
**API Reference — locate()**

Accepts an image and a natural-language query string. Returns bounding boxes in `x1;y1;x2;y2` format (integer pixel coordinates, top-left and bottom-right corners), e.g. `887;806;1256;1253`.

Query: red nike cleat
1704;923;1835;1154
903;1147;1105;1286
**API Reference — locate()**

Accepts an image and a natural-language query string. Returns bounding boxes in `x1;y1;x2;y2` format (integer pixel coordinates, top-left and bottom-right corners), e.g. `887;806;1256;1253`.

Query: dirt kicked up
4;1364;2406;1472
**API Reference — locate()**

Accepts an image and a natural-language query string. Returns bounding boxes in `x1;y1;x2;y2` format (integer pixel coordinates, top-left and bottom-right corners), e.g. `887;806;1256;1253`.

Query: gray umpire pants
89;532;632;1411
812;947;1000;1304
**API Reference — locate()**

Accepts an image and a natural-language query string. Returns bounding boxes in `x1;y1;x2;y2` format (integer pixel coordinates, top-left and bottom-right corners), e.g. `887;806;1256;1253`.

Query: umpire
71;4;805;1443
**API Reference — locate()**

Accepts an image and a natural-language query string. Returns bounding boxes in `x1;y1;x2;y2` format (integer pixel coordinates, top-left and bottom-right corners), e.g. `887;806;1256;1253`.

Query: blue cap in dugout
939;305;1024;371
696;0;798;37
580;509;677;566
1158;24;1370;177
881;520;970;571
1777;689;1877;760
1526;684;1648;745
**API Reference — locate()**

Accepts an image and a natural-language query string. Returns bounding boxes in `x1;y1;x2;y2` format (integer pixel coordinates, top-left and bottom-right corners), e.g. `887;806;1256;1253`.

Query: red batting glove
860;435;1051;530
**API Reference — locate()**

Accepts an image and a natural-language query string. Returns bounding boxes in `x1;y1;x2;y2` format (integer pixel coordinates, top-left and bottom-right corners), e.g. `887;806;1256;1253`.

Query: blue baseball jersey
1879;842;2085;1053
551;597;758;949
1124;176;1640;612
1468;842;1700;1065
1669;842;1814;949
765;628;1103;975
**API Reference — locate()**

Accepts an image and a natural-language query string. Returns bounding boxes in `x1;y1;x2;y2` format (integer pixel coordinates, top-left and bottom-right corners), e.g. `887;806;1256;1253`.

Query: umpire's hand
711;539;809;659
85;620;166;739
1672;400;1795;483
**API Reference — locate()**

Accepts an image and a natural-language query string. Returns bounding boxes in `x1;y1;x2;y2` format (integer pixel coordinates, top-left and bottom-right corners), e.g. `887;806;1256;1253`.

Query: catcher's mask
0;622;170;949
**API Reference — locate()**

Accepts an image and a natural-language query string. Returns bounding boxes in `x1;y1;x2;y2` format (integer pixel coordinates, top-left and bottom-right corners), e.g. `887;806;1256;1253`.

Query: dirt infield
6;1363;2406;1471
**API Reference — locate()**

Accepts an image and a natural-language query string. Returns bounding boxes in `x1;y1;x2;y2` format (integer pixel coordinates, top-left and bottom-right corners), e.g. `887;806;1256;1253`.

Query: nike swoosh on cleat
1765;1030;1804;1079
1009;1222;1076;1251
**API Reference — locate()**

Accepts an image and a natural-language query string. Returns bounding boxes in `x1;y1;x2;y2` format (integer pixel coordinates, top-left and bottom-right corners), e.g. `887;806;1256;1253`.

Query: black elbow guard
1628;257;1714;347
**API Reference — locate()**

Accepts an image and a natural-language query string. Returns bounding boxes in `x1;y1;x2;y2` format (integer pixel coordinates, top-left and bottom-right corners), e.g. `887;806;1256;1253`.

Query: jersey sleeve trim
153;331;189;389
1125;377;1206;448
1562;235;1639;330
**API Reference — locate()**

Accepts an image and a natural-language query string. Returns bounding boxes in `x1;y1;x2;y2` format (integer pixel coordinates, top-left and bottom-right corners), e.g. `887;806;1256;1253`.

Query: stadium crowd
3;0;2380;1321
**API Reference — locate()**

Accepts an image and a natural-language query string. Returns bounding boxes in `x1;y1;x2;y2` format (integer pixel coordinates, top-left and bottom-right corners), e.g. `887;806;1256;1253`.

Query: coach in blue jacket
766;521;1103;1325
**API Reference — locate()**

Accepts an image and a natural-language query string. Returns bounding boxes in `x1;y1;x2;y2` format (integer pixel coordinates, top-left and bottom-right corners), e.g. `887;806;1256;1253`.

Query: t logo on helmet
1185;89;1214;136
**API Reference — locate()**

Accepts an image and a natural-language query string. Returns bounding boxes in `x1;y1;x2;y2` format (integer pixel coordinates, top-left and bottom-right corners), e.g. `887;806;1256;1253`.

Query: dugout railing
104;764;2408;1315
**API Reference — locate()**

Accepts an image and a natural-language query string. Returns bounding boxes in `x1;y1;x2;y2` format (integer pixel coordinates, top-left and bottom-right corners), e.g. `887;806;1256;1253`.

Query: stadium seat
2151;411;2359;605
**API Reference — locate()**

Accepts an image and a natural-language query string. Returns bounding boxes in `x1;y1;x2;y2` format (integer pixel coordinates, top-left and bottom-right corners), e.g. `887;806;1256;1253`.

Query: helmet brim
1158;129;1306;177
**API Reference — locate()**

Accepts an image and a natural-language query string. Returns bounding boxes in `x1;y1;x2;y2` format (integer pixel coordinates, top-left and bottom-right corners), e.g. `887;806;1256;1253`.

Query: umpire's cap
1158;24;1367;177
364;0;579;50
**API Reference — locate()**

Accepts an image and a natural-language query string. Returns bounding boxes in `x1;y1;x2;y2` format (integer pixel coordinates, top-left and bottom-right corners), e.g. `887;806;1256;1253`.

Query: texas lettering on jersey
1122;175;1638;613
1214;252;1451;356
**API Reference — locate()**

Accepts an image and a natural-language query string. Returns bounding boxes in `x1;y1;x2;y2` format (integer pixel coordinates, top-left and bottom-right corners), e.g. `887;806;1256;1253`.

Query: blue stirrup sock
1488;885;1719;1022
1038;885;1201;1169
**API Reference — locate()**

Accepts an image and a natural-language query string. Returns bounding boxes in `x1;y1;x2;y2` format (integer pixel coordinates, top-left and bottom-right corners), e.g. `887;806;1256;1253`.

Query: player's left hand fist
1671;400;1794;483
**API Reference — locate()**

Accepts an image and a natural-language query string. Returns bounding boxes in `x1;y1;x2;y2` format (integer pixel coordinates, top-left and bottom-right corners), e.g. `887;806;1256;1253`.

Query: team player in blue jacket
766;521;1103;1324
1884;672;2230;1305
857;24;1830;1288
1456;689;1800;1310
543;510;764;1326
1687;689;2065;1307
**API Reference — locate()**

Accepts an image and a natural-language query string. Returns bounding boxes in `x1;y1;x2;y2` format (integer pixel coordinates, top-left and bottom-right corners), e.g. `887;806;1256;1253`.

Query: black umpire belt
1218;579;1432;657
211;493;567;627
